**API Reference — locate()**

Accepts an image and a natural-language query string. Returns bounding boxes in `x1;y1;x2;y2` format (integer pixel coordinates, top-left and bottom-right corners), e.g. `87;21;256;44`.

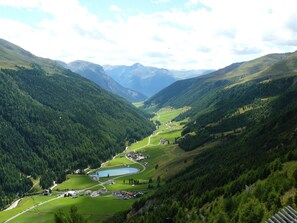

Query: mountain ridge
0;39;154;209
103;64;178;97
61;60;147;102
110;50;297;223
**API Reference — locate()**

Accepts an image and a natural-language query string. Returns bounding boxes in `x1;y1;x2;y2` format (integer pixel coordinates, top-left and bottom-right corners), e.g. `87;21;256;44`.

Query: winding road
3;149;147;223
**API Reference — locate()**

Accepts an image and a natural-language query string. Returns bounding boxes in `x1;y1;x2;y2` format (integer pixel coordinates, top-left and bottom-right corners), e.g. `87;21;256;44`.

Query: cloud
0;0;40;8
109;5;121;12
152;0;170;4
0;0;297;70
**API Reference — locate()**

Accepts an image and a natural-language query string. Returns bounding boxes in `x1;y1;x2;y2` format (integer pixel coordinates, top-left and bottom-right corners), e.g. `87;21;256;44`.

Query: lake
90;167;139;178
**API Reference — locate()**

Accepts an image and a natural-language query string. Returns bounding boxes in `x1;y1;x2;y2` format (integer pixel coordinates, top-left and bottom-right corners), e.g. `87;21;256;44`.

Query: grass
0;106;199;223
8;196;135;223
150;129;182;145
152;107;190;123
0;196;53;223
133;101;144;108
102;156;134;167
127;137;149;151
28;177;42;193
283;161;297;178
55;175;98;191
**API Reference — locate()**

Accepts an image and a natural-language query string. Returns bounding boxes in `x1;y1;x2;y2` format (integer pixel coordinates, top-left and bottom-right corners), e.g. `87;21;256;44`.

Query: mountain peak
131;63;144;68
65;60;147;102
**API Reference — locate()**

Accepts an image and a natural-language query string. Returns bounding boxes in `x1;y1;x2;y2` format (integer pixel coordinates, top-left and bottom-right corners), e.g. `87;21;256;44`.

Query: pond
90;167;139;179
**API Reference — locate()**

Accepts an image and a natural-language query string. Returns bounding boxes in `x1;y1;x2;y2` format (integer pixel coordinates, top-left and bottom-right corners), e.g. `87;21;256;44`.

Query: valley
1;1;297;222
0;106;198;223
1;39;297;223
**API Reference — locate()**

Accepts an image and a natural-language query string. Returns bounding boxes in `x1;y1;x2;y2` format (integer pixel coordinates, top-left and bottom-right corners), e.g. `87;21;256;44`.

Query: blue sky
0;0;296;69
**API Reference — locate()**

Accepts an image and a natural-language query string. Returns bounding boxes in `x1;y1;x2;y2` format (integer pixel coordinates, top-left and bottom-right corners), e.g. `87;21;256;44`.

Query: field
6;197;135;223
0;196;53;223
54;175;99;191
0;106;204;223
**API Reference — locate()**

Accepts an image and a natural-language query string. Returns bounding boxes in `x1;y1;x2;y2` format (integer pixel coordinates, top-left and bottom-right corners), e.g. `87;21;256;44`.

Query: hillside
108;51;297;222
62;61;146;102
103;63;177;97
169;69;214;79
0;39;154;209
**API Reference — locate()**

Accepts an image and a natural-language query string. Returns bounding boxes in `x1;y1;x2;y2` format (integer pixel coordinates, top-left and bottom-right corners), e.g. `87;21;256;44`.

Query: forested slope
0;39;154;209
63;60;147;102
109;51;297;222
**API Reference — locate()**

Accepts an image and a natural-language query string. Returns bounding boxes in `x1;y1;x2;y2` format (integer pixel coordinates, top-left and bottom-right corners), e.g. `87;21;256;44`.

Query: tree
54;206;88;223
239;199;264;223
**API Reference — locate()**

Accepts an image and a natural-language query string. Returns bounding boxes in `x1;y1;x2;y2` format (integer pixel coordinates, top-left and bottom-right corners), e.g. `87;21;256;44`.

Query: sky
0;0;296;70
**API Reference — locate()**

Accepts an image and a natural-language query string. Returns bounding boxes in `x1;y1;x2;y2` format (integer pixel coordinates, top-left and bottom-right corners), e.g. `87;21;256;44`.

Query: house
84;190;92;196
90;191;100;197
65;190;77;198
112;190;144;199
43;189;51;196
133;192;144;198
108;180;115;185
127;151;147;161
159;138;169;144
99;188;108;194
136;155;145;161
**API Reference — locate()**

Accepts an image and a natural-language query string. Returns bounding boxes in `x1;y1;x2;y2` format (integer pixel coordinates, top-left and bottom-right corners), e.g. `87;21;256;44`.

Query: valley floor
0;106;201;223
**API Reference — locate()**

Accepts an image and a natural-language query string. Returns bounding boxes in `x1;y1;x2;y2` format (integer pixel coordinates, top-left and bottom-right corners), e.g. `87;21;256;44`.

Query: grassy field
132;101;144;108
54;175;98;191
0;106;201;223
8;196;135;223
152;107;190;123
0;196;53;222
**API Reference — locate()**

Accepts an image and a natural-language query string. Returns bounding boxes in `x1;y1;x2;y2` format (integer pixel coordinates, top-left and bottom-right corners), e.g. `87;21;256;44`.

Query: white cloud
152;0;170;4
0;0;297;70
109;5;121;12
0;0;40;8
185;0;201;8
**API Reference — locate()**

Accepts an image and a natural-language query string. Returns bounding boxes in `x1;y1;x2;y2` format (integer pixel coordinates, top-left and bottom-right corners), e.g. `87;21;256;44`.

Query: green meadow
8;196;135;223
54;175;98;191
0;107;194;223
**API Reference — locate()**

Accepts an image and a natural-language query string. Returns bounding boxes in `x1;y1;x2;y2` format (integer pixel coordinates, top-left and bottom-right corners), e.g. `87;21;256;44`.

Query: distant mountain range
103;63;213;97
58;60;146;103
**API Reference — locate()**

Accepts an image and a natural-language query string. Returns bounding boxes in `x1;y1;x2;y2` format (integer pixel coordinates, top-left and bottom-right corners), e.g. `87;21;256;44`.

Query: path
4;151;146;223
135;131;160;151
4;199;21;211
50;181;57;190
4;195;64;223
4;126;157;222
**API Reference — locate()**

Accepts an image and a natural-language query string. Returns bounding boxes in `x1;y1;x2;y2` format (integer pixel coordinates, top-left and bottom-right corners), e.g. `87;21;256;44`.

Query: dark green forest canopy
110;52;297;222
0;39;154;209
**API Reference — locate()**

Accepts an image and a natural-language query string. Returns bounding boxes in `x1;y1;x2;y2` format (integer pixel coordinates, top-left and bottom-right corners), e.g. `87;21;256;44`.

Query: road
4;199;21;211
3;195;64;223
3;150;146;223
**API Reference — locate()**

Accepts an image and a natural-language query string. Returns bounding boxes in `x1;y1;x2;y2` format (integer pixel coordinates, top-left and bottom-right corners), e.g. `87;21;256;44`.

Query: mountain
0;39;154;209
61;60;146;102
169;69;214;79
110;51;297;222
103;63;178;97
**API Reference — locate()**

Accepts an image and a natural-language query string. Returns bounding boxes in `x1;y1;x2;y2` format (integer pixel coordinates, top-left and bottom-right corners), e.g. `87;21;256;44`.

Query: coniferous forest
107;52;297;222
0;39;154;209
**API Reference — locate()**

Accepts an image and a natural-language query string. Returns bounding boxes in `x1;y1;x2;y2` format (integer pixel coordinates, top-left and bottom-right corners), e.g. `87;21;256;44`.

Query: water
90;167;139;178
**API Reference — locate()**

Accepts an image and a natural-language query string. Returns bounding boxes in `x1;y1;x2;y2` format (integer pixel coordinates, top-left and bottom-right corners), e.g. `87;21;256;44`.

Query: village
112;191;144;200
59;188;144;200
126;150;148;161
